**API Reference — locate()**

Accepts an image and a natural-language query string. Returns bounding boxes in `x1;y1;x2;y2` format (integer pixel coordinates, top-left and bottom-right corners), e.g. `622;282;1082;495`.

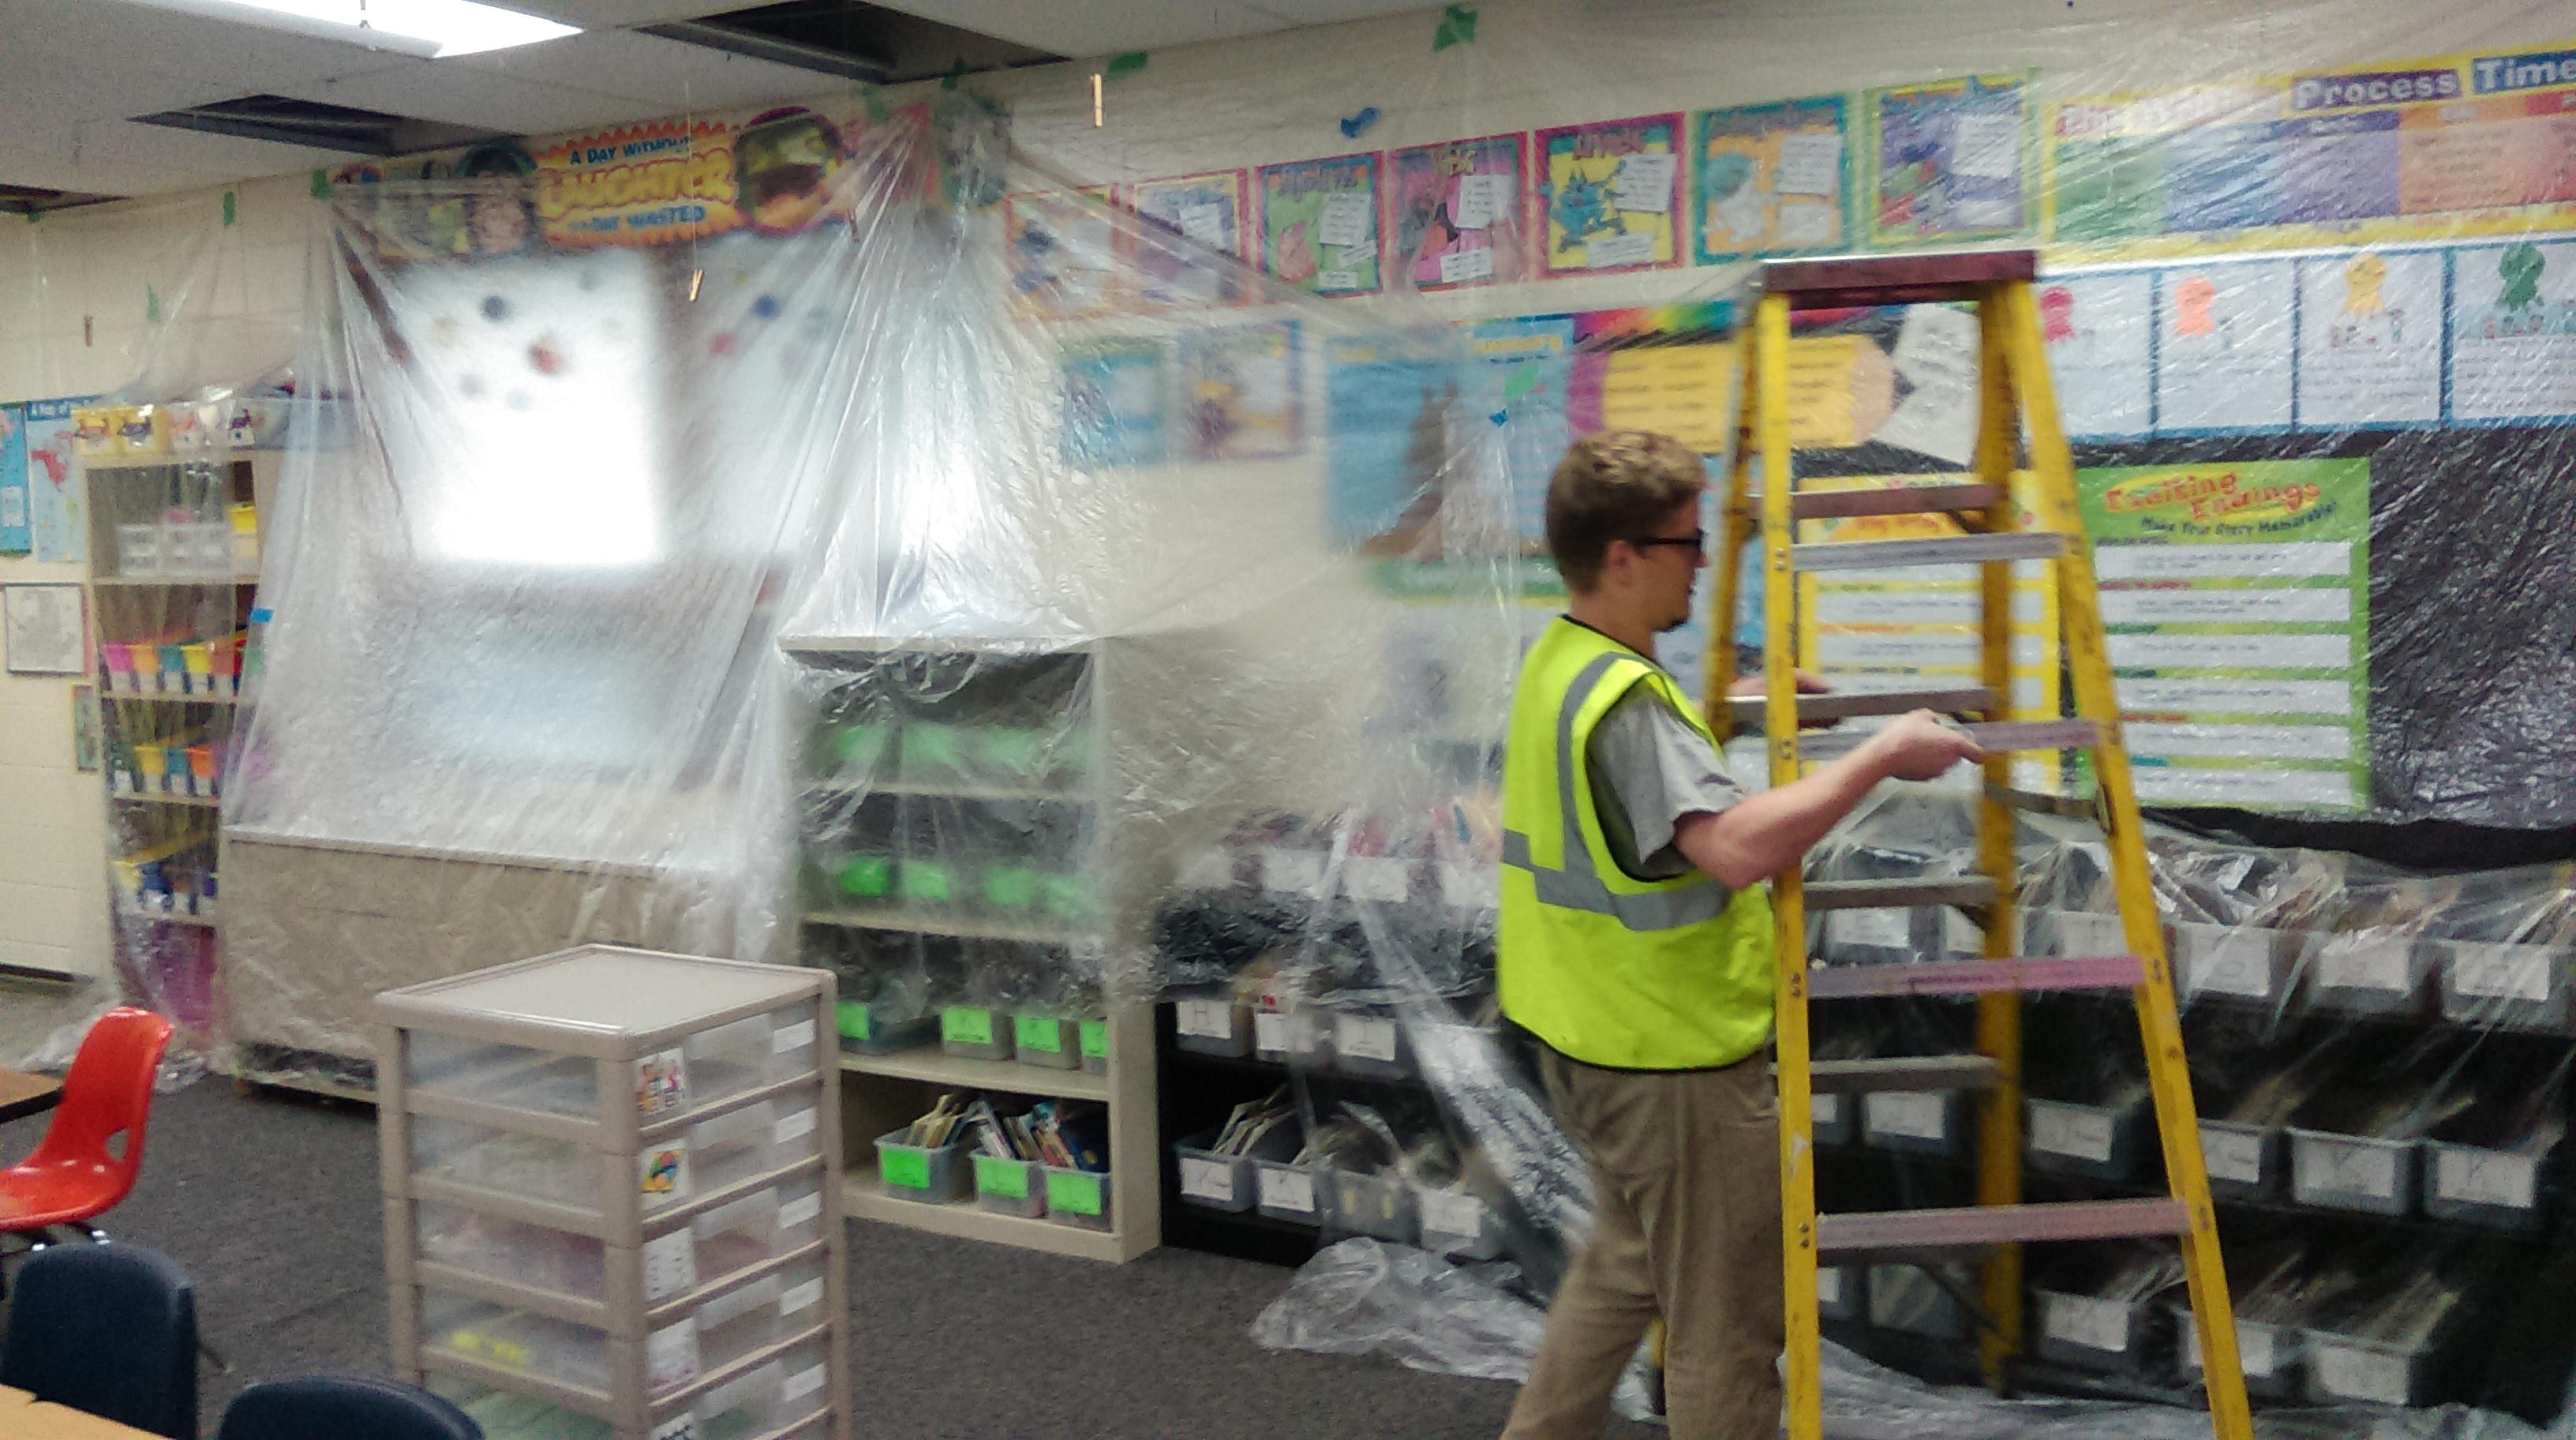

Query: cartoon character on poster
1181;323;1301;461
737;107;844;234
1131;172;1249;308
1259;154;1380;297
1391;135;1524;291
2324;253;2404;351
457;141;537;257
1536;116;1683;276
1694;99;1847;262
1008;189;1116;318
1870;74;2030;245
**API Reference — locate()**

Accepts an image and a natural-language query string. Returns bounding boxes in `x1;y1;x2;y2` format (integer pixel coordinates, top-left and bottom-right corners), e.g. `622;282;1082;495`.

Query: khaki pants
1503;1048;1784;1440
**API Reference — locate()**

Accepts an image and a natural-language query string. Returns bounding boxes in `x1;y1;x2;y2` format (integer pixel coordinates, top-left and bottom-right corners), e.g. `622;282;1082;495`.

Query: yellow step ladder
1705;249;2254;1440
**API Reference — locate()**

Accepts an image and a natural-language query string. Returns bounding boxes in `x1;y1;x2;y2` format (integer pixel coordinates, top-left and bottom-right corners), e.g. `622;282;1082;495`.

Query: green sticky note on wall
881;1148;930;1190
1046;1169;1104;1217
942;1007;994;1046
1015;1014;1062;1053
975;1157;1028;1198
837;1001;871;1042
1079;1020;1110;1060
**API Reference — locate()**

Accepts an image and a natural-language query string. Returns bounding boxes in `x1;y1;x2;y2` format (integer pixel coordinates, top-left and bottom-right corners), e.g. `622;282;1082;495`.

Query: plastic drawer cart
376;944;852;1440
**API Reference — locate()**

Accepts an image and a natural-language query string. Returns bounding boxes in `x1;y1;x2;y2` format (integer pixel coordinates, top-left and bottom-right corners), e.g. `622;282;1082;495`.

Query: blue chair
216;1376;481;1440
0;1241;197;1438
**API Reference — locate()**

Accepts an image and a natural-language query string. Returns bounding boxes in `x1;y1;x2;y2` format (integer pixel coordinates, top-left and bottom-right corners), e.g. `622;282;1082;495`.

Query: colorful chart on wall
1692;97;1851;264
2450;238;2576;421
2077;459;2371;811
0;405;28;556
2037;271;2155;438
2295;249;2443;428
21;398;92;565
1131;171;1252;309
1866;73;2035;247
2154;259;2295;433
1533;114;1684;276
1007;187;1119;319
1062;338;1169;470
1388;133;1526;291
1179;321;1300;460
1257;152;1381;298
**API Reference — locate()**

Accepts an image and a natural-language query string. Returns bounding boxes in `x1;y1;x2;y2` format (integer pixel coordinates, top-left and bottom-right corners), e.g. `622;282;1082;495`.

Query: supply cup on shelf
134;744;170;792
228;502;260;574
185;744;218;799
211;639;241;697
1012;1013;1080;1070
182;643;214;694
972;1154;1046;1217
103;643;137;693
939;1005;1012;1060
1042;1166;1111;1232
157;644;187;695
873;1129;968;1204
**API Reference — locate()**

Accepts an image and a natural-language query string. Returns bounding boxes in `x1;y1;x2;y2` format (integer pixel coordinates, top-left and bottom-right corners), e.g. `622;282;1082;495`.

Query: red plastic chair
0;1007;174;1243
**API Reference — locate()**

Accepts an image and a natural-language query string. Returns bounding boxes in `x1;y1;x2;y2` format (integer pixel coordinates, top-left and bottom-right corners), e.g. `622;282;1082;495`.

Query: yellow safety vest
1497;617;1776;1070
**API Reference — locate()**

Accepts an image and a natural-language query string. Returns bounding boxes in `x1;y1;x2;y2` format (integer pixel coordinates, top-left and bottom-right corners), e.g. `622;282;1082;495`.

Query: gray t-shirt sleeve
1584;683;1749;883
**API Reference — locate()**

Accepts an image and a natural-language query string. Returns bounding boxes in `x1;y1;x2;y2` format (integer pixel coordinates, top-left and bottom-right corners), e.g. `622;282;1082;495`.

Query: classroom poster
1130;171;1250;308
2078;459;2371;811
2038;272;2156;438
0;405;28;556
1179;321;1300;460
1867;73;2035;246
1693;97;1851;263
2295;249;2443;428
1258;153;1381;297
2451;239;2576;420
2154;260;2296;432
1062;339;1168;469
22;399;91;565
1534;115;1685;276
1388;133;1526;291
1007;187;1118;319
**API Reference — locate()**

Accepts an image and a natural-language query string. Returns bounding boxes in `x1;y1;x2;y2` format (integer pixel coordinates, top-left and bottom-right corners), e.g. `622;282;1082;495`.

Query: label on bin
1344;857;1412;904
2182;926;2275;999
2450;944;2555;1003
1864;1092;1947;1143
1178;849;1234;889
837;1001;872;1042
2200;1127;2265;1186
881;1149;932;1191
1180;1156;1235;1203
2042;1293;2129;1353
773;1018;817;1054
1015;1014;1065;1053
1260;1168;1317;1214
979;1160;1030;1199
2436;1148;2537;1210
647;1320;700;1390
1811;1095;1843;1128
1815;1269;1844;1307
1252;1012;1292;1053
2029;1102;2116;1164
1261;849;1328;897
2314;1341;2410;1406
1832;909;1911;951
1176;999;1234;1038
1439;862;1490;909
2056;911;2127;956
1336;1016;1400;1065
2318;935;2411;994
635;1047;691;1116
642;1228;698;1301
650;1416;699;1440
784;1364;828;1405
780;1277;826;1317
942;1007;994;1046
781;1193;823;1229
775;1108;818;1146
1421;1190;1484;1239
1046;1170;1106;1217
2302;1137;2399;1200
1080;1020;1110;1060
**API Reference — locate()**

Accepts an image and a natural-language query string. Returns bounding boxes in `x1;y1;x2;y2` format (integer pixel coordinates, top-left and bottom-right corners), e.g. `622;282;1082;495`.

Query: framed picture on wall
2;583;86;675
71;684;99;772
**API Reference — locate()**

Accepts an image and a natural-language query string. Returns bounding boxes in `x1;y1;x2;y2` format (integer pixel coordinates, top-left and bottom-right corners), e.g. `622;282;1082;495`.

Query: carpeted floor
0;1075;1652;1439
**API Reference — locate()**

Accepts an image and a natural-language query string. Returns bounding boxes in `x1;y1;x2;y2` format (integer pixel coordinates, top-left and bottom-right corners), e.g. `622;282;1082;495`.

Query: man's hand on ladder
1863;711;1987;782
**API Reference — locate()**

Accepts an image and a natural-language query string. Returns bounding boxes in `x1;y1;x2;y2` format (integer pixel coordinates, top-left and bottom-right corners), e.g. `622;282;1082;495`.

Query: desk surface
15;1402;163;1439
0;1067;63;1124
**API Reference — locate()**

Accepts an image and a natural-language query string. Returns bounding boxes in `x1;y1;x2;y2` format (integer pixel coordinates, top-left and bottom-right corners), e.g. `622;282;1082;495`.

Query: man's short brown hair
1544;430;1708;591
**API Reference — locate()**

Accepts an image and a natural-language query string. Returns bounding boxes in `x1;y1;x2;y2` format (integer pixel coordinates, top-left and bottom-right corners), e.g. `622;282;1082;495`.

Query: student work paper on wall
2078;460;2370;811
1259;153;1381;297
2038;272;2154;438
1536;115;1684;276
2451;239;2576;422
1692;97;1850;264
2154;260;2295;433
2296;249;2443;428
1868;73;2035;246
1390;134;1525;292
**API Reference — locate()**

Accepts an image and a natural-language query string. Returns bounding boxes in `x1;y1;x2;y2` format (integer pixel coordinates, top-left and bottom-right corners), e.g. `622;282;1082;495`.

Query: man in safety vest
1499;431;1983;1440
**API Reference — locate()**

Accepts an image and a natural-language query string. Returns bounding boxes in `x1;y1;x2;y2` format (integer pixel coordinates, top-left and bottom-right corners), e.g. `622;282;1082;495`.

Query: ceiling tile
274;63;663;139
0;121;351;199
496;0;752;24
863;2;1284;56
451;28;843;114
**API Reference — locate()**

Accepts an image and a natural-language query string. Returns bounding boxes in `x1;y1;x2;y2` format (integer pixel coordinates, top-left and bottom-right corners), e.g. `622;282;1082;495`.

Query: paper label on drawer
2450;944;2555;1003
2182;927;2275;998
784;1363;828;1405
1252;1011;1291;1052
647;1320;701;1390
2029;1102;2116;1164
1178;849;1234;889
1180;1156;1235;1202
781;1192;823;1229
1865;1092;1948;1142
1421;1191;1485;1237
1815;1269;1844;1307
2058;911;2128;955
773;1018;817;1054
642;1227;698;1301
1812;1094;1843;1127
2314;1341;2411;1405
2201;1127;2264;1186
1259;1168;1316;1213
1261;849;1327;897
2042;1293;2129;1353
650;1416;699;1440
780;1277;826;1317
2304;1138;2399;1199
1337;1016;1400;1064
1344;857;1412;903
1046;1169;1105;1217
635;1047;690;1116
2318;936;2411;993
1833;909;1911;951
640;1143;691;1204
774;1107;818;1146
1176;999;1235;1038
2436;1148;2537;1210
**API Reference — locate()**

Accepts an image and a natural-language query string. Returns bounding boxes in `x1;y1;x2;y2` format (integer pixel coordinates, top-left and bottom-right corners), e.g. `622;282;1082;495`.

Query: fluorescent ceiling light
119;0;578;58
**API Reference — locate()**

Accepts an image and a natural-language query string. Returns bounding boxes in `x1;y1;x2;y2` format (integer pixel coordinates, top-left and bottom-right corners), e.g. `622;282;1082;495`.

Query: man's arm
1672;711;1983;891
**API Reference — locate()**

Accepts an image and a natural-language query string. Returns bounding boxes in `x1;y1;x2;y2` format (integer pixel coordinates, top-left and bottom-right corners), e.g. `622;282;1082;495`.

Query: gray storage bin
2170;921;2293;1007
1815;1265;1866;1323
1417;1187;1503;1259
972;1154;1046;1218
2289;1128;2419;1217
2199;1119;2284;1200
1011;1014;1080;1071
1172;996;1253;1058
2035;1288;2148;1372
1043;1166;1113;1232
836;1003;938;1056
874;1129;969;1204
1253;1158;1324;1225
1250;991;1330;1067
2436;940;2574;1033
1810;1092;1855;1147
1080;1019;1110;1075
1174;1127;1255;1213
939;1005;1013;1061
2304;1329;2432;1408
2179;1310;2303;1401
1867;1264;1966;1342
2300;931;2433;1019
1862;1090;1963;1158
1326;1168;1417;1243
1325;1008;1410;1079
2027;1094;2149;1181
2422;1139;2548;1230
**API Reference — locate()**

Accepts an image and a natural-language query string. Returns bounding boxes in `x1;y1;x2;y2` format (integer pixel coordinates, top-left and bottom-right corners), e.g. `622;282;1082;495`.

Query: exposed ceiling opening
130;95;502;158
0;184;121;217
648;1;1064;86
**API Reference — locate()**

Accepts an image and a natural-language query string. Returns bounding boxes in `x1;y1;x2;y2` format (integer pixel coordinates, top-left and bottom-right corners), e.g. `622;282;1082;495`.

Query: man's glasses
1627;530;1706;556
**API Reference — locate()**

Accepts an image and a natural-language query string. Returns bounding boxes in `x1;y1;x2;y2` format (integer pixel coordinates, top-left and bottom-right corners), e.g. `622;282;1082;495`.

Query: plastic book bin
1171;995;1253;1058
1012;1014;1080;1071
874;1131;968;1205
939;1006;1013;1062
1252;1158;1322;1226
1079;1019;1110;1076
1325;1168;1415;1243
2179;1310;2302;1401
835;1001;938;1056
1417;1187;1503;1259
1173;1123;1299;1214
1043;1167;1112;1232
972;1155;1046;1218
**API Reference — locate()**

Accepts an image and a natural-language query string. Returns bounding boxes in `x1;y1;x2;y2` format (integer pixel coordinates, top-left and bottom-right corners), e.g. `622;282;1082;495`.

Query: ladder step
1797;718;2101;762
1800;1055;2001;1096
1724;686;1997;731
1808;954;2145;999
1803;876;1996;911
1791;531;2065;572
1762;250;2038;310
1986;781;2101;819
1816;1198;2188;1263
1788;483;2005;522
